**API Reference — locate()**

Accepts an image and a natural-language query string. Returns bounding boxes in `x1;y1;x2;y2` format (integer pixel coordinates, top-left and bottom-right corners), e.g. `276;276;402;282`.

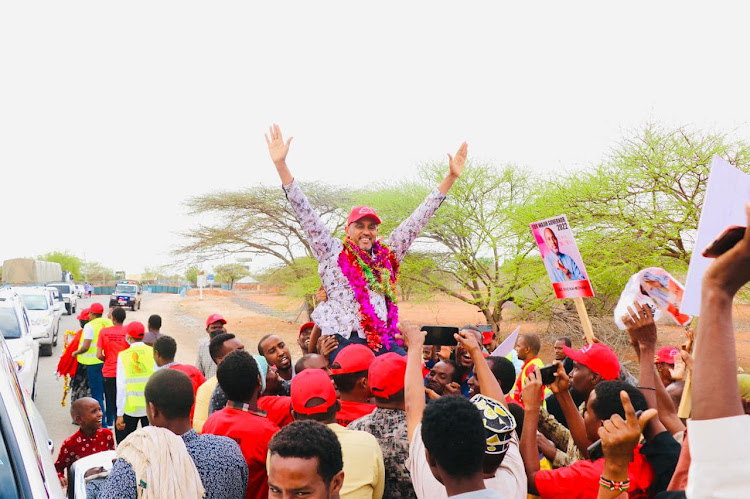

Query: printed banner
614;267;692;329
530;215;594;299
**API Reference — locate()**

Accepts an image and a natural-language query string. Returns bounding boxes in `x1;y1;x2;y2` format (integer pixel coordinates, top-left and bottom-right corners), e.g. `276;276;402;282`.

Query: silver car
0;289;39;399
13;286;62;356
0;330;65;497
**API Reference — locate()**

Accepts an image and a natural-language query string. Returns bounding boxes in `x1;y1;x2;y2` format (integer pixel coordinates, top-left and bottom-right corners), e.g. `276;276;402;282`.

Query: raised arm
265;123;294;185
455;330;505;405
386;142;467;260
265;124;338;262
548;361;592;458
400;324;427;444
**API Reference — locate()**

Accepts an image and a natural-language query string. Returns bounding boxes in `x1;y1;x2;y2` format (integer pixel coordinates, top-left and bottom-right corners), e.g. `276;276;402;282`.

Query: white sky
2;1;749;276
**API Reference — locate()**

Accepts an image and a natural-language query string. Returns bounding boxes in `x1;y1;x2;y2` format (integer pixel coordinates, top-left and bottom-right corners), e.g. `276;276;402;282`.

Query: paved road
34;295;169;450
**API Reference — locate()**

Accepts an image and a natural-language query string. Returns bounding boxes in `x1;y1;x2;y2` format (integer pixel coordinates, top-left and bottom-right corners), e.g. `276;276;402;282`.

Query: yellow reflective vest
118;343;155;414
77;317;113;365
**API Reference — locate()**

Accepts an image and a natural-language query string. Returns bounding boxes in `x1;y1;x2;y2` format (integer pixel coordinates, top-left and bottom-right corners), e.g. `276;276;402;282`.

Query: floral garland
338;238;402;350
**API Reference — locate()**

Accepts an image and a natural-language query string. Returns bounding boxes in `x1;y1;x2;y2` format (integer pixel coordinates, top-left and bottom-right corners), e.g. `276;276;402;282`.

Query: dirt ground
154;290;750;370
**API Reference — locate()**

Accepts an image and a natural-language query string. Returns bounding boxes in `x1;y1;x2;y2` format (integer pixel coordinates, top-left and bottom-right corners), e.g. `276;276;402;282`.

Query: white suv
46;282;78;315
13;286;62;356
0;289;39;398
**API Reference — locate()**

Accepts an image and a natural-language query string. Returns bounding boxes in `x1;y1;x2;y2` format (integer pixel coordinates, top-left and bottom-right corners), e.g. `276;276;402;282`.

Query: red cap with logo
347;206;382;226
655;346;679;365
330;344;375;375
299;322;315;338
562;343;620;381
291;369;338;415
77;308;90;321
89;303;104;315
368;353;407;399
126;321;146;340
205;313;227;328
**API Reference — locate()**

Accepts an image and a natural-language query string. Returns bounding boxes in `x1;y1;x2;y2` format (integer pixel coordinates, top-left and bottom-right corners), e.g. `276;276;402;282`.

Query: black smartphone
587;410;643;461
421;326;459;346
538;365;558;385
702;225;746;258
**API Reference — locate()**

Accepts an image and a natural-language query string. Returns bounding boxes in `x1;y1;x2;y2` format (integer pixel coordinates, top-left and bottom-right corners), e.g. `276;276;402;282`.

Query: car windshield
49;284;71;295
20;295;47;311
115;285;137;293
0;308;21;339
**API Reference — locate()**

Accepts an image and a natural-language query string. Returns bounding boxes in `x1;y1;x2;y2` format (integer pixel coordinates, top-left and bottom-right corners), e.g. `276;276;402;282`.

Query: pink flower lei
338;237;402;350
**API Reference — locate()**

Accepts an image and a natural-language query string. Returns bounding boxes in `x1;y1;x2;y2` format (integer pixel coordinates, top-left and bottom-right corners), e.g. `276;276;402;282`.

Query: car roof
9;287;48;295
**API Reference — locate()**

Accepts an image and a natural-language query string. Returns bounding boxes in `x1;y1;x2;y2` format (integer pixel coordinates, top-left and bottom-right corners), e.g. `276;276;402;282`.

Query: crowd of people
49;126;749;498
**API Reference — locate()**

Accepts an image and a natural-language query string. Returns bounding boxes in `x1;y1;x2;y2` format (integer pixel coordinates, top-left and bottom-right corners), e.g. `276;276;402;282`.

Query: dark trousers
328;333;406;362
103;377;117;428
116;414;149;443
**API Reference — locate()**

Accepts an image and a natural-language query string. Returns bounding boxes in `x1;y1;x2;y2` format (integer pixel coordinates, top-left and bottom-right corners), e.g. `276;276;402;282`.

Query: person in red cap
71;302;113;422
298;321;315;354
96;307;129;429
537;342;621;468
196;313;227;379
291;368;385;498
654;345;680;388
60;308;93;406
115;321;156;442
266;124;467;360
330;344;376;426
348;353;415;498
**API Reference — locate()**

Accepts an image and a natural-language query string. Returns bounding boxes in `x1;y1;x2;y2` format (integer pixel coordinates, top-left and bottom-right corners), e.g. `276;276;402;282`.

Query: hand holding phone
538;365;558;385
702;225;746;258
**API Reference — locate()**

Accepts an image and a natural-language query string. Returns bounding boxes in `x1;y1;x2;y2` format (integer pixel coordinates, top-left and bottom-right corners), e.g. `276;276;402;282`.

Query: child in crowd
54;397;115;488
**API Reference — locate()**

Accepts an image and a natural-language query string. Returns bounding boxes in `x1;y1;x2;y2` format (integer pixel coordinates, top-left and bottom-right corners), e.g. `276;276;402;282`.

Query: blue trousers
328;333;406;363
86;363;105;418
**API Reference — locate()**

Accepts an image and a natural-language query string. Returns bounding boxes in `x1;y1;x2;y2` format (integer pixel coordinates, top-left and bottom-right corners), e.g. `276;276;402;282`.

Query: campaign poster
530;215;594;299
614;267;692;329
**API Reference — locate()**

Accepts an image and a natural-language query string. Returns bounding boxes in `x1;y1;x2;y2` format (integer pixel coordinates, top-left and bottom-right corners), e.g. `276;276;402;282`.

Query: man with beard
536;342;620;468
455;326;483;397
259;334;294;397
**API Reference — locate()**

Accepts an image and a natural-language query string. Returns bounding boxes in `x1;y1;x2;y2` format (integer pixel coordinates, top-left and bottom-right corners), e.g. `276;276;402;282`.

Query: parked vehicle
0;289;39;399
2;258;63;284
12;286;62;356
0;330;64;497
46;282;78;315
109;280;142;311
74;284;85;299
47;287;65;324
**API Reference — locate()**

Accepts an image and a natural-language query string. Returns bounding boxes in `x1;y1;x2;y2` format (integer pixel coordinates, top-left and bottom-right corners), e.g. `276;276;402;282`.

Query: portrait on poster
530;215;594;299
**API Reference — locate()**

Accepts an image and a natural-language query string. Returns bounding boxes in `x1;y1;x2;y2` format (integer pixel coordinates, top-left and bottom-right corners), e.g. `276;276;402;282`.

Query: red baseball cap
347;206;382;226
89;303;104;315
562;343;620;381
77;308;90;321
482;331;493;345
291;369;338;415
126;321;146;340
299;322;315;338
655;346;679;365
330;344;375;375
369;353;407;399
205;313;227;328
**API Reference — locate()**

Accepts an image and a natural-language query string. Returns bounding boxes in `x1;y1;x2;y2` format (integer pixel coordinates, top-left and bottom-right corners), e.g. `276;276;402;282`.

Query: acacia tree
175;183;354;311
39;251;83;280
214;263;250;289
362;162;546;330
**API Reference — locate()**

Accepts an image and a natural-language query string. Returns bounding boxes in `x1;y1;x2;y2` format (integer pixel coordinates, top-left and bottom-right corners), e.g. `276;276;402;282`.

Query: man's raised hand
703;202;750;298
621;302;657;347
548;360;570;395
265;124;294;166
598;390;657;464
448;142;468;178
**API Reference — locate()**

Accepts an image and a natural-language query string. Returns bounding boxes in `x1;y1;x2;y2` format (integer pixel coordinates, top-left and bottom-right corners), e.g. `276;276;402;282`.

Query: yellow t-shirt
192;375;218;433
327;423;385;499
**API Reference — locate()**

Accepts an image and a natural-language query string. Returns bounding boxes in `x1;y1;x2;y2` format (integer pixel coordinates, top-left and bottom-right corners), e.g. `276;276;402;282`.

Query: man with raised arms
266;124;467;358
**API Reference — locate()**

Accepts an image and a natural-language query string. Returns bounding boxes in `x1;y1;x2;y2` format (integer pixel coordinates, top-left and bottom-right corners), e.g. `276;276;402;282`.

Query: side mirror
32;329;46;340
54;303;62;312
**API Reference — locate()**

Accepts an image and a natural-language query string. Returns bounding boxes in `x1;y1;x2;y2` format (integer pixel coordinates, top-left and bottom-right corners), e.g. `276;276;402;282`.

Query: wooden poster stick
677;327;695;419
573;297;595;344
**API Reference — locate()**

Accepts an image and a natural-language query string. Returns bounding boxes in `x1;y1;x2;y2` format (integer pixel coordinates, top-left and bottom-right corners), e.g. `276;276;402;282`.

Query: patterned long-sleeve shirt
283;179;445;339
98;429;248;499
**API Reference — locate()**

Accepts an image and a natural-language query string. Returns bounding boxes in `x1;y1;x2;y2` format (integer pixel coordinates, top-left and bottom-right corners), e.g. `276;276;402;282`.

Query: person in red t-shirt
520;372;656;498
54;397;115;488
96;307;129;429
152;335;206;423
329;344;376;426
203;349;279;499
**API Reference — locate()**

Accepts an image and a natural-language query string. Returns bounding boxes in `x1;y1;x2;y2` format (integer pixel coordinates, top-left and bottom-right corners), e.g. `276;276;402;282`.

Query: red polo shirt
97;325;128;378
336;400;376;427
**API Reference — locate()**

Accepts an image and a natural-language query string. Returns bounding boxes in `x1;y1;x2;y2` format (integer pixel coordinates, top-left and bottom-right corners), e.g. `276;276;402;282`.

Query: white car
0;331;65;498
0;289;39;399
74;284;85;299
46;282;78;315
13;286;62;356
